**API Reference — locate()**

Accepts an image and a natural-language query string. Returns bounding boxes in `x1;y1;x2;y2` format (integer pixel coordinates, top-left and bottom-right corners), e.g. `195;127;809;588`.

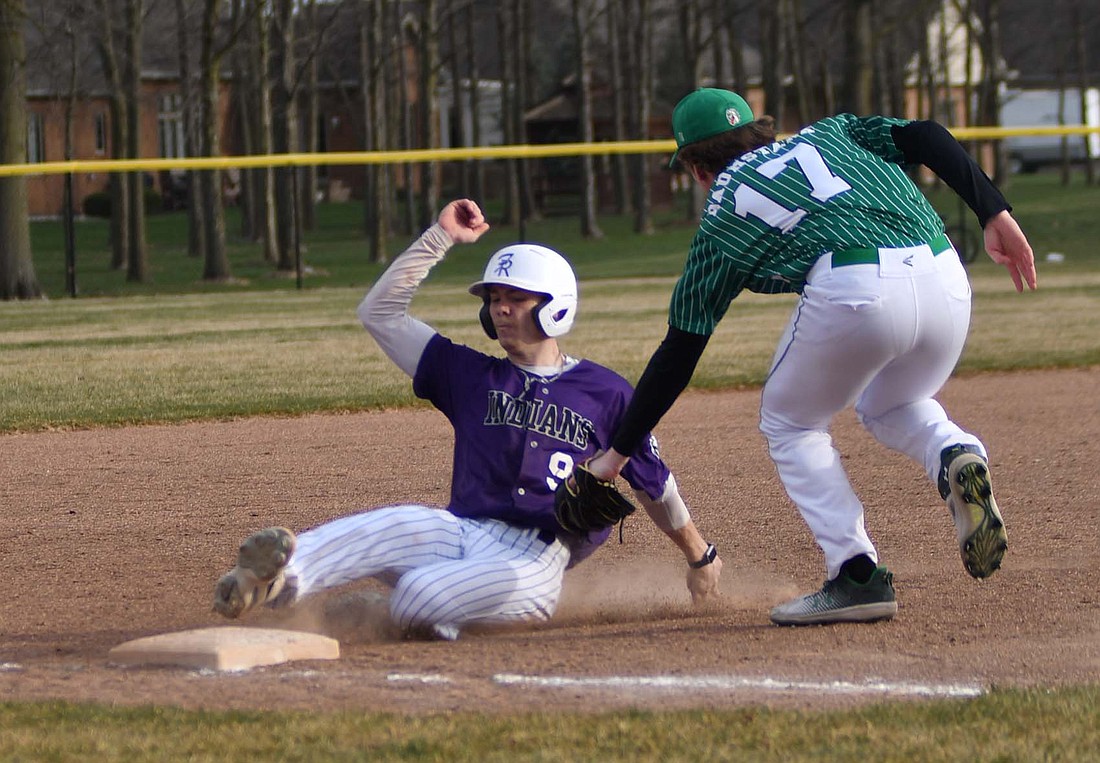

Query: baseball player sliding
586;88;1037;626
213;199;721;640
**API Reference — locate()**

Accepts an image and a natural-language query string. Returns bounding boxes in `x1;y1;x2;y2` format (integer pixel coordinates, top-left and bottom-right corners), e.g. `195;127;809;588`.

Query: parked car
1000;87;1100;173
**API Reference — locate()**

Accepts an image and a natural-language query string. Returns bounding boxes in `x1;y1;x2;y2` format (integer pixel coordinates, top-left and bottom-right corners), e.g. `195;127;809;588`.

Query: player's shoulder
421;332;506;371
569;358;633;390
559;359;636;408
806;112;911;137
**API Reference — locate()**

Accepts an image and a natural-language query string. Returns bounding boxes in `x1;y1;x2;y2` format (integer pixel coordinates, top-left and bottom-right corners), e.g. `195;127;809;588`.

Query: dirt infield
2;367;1098;714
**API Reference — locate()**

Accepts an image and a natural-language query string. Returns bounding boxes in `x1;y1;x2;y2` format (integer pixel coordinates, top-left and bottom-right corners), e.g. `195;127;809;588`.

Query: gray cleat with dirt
212;526;297;618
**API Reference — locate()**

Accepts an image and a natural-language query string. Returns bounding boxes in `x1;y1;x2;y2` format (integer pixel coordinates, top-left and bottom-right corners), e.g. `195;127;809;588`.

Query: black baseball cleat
940;445;1007;579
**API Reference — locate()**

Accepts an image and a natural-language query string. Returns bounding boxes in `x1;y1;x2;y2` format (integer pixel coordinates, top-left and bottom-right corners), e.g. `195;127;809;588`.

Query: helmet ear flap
479;298;498;339
534;294;577;337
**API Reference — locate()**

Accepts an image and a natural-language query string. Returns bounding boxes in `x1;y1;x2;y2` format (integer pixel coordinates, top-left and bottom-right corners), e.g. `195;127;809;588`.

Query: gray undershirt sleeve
356;224;452;378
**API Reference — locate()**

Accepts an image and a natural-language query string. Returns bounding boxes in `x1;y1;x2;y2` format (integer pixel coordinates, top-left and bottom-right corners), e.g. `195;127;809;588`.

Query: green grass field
2;686;1098;761
4;172;1100;759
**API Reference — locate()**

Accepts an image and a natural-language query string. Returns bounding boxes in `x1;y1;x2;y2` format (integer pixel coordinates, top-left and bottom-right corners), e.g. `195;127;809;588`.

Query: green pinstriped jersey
669;113;946;335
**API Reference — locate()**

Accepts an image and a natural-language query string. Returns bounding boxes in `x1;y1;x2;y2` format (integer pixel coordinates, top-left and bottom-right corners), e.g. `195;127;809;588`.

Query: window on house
27;113;45;163
157;93;186;158
94;113;107;154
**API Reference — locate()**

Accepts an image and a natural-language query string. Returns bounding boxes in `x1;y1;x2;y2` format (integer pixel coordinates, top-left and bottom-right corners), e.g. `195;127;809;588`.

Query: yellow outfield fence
2;126;1100;178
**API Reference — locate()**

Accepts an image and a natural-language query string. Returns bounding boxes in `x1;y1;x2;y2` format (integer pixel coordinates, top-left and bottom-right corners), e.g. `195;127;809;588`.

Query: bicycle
939;196;981;264
943;217;981;264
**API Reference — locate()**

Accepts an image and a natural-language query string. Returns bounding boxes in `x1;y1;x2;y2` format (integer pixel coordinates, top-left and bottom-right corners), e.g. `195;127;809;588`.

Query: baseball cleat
212;526;297;619
942;447;1007;579
770;566;897;626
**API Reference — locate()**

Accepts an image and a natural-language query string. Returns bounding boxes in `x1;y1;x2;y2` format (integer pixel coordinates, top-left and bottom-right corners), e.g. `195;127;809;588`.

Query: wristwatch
689;543;718;569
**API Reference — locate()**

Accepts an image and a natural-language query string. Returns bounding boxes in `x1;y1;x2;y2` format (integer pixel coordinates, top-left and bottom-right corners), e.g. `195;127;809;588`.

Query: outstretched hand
984;210;1037;292
687;554;722;605
438;199;490;244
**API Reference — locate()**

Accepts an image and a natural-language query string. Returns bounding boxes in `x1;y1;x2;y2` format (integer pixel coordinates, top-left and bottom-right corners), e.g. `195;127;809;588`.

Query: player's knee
758;406;790;445
390;572;452;633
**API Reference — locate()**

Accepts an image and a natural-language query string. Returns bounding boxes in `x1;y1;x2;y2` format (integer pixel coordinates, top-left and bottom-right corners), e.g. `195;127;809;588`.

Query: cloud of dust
553;561;799;626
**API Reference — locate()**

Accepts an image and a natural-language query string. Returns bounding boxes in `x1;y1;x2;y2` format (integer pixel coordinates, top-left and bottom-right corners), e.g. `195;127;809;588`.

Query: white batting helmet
468;243;579;339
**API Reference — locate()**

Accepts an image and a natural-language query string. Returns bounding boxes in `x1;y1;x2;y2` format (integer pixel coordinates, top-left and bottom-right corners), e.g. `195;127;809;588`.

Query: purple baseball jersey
413;334;671;565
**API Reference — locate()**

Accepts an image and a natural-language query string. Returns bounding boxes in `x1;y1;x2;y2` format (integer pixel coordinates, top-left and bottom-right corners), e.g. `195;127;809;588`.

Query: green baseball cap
669;88;755;167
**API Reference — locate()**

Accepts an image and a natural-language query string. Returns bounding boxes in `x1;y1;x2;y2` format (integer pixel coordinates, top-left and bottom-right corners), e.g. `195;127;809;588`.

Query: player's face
486;285;546;351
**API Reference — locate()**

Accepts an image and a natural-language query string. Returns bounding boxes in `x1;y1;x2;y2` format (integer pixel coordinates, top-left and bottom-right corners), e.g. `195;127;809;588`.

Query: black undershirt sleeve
611;326;710;457
890;120;1010;227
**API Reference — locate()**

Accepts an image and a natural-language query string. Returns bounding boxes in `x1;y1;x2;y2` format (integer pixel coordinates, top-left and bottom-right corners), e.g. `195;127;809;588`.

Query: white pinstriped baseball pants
282;506;570;640
759;242;985;580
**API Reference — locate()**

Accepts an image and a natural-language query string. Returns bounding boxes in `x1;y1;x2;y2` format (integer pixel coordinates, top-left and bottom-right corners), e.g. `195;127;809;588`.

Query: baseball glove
554;462;636;534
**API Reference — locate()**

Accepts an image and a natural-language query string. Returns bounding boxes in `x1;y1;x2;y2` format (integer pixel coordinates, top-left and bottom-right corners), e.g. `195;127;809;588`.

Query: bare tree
248;0;279;262
606;0;628;215
496;0;519;226
677;1;704;90
840;0;874;115
197;0;230;279
623;0;653;235
445;0;468;197
361;0;390;263
94;0;130;271
299;0;320;232
758;3;784;123
463;0;484;201
122;0;147;282
1071;0;1095;185
571;0;602;238
414;0;440;231
395;6;416;235
513;0;539;224
784;0;811;124
270;0;300;271
0;0;41;299
174;0;206;260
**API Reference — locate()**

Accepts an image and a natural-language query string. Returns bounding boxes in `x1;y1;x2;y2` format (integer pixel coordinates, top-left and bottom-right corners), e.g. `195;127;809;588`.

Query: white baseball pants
759;242;985;579
283;507;570;640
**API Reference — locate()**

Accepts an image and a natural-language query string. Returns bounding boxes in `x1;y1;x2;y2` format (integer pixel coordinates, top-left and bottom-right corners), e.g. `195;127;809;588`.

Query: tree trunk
841;0;873;115
416;0;440;231
497;3;519;226
1072;0;1095;185
230;0;256;241
123;0;148;283
464;0;484;201
300;0;319;232
784;0;811;124
677;0;708;220
96;0;129;271
362;0;389;263
607;0;629;216
514;0;539;223
448;1;469;197
759;3;784;123
571;0;602;239
200;0;230;280
627;0;653;235
271;0;297;271
395;6;415;235
253;0;278;261
176;0;207;260
0;0;41;299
